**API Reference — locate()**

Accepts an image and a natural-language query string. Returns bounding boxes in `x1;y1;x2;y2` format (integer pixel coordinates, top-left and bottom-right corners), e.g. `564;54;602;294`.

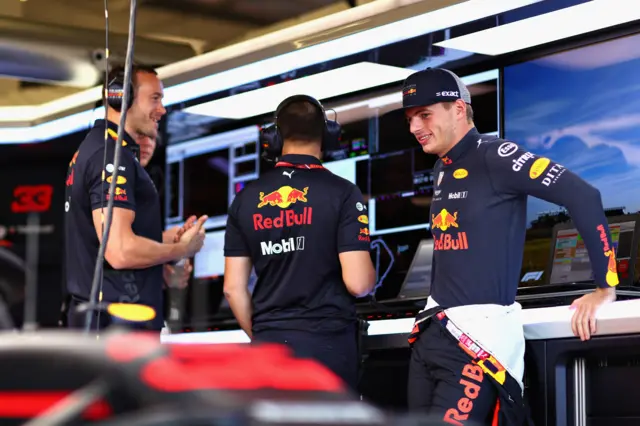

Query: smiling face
405;100;469;157
127;71;166;139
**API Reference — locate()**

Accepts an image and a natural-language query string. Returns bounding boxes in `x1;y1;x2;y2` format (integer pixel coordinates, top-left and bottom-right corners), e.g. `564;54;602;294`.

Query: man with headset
64;64;207;331
223;94;376;390
401;68;616;425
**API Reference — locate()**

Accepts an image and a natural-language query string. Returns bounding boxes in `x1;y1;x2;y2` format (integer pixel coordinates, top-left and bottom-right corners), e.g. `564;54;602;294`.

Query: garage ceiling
0;0;373;106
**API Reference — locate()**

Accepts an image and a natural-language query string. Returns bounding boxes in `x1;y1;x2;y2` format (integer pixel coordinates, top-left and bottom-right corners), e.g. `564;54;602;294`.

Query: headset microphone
84;0;139;334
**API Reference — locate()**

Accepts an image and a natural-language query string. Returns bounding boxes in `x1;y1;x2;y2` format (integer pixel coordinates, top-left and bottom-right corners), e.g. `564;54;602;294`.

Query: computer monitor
546;214;640;288
193;230;226;279
395;239;433;301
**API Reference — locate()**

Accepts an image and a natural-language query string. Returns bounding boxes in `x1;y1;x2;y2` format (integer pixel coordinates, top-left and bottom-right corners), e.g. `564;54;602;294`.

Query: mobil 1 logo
261;237;305;256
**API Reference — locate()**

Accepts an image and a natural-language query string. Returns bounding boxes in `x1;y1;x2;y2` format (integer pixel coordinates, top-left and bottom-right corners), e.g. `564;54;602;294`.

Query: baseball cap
401;68;471;109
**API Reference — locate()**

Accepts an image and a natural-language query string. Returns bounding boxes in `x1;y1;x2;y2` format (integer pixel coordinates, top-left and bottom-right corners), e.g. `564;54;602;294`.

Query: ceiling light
0;0;541;138
434;0;640;56
183;62;414;120
167;0;541;108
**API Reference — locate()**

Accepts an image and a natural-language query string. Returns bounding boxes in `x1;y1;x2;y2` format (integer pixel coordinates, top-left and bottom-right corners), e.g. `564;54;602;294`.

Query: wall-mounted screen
165;125;260;230
503;32;640;288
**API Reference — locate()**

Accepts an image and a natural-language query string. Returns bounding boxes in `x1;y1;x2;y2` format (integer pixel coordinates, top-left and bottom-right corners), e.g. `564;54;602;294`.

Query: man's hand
174;215;198;243
163;259;193;289
163;216;197;244
163;226;181;244
178;215;208;258
570;287;616;341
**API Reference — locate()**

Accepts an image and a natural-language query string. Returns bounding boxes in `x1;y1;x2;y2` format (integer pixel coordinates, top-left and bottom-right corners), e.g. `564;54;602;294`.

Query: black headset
260;94;342;160
106;67;135;112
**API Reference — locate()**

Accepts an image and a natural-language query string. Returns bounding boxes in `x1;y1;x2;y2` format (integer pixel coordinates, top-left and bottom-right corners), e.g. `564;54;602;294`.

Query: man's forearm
225;289;253;339
111;234;185;270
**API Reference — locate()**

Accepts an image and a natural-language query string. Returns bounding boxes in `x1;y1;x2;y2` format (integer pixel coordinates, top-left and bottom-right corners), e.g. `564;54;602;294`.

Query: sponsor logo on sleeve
511;152;535;172
529;158;550;179
597;224;619;287
497;142;518;157
529;158;566;186
106;187;128;202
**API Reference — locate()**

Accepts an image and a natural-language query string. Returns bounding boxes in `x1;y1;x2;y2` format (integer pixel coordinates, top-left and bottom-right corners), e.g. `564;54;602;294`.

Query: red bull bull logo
432;209;459;231
597;224;619;287
254;186;312;230
358;227;370;242
431;209;468;251
106;187;128;202
257;186;308;209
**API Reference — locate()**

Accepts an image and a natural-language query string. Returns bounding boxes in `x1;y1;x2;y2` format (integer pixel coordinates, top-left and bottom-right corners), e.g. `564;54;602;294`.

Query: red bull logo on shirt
597;224;619;287
106;187;128;202
254;186;312;231
431;209;469;251
257;186;308;209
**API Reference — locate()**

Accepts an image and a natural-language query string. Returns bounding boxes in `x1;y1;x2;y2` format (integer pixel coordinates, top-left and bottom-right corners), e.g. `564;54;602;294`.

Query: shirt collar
279;154;322;166
440;127;481;166
93;119;140;161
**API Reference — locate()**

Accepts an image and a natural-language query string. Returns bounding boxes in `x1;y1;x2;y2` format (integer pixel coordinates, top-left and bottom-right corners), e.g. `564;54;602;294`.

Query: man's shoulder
324;169;359;193
75;128;108;163
476;137;526;163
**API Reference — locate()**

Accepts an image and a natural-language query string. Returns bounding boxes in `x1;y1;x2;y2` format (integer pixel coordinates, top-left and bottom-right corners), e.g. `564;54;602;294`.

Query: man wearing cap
401;68;616;425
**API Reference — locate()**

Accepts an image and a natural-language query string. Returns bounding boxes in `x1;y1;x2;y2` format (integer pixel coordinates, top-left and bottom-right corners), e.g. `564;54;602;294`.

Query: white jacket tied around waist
424;296;525;393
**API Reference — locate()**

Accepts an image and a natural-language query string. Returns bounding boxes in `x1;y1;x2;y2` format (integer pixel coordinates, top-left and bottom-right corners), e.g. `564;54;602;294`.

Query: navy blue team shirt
429;127;618;308
224;154;371;333
64;119;164;329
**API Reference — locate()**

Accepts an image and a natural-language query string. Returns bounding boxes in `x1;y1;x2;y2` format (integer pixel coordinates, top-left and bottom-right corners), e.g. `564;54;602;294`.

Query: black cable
84;0;138;334
95;0;110;334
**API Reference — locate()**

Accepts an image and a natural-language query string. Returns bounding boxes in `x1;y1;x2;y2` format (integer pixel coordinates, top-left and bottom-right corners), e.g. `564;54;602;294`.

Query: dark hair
277;100;325;143
105;64;158;92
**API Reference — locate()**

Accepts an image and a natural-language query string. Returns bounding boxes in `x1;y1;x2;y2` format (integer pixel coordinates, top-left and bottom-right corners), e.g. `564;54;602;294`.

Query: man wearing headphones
64;64;206;331
223;95;376;390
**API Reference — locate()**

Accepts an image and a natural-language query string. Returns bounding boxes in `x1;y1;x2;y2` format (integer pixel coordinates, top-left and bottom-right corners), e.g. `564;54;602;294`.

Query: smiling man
401;68;617;425
64;64;207;333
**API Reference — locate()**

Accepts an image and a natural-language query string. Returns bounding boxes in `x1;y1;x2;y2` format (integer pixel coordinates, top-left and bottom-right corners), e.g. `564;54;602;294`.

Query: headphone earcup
260;124;283;160
323;120;342;152
106;74;135;112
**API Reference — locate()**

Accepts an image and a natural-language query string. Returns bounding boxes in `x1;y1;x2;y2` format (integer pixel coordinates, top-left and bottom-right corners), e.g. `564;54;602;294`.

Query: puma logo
283;171;294;179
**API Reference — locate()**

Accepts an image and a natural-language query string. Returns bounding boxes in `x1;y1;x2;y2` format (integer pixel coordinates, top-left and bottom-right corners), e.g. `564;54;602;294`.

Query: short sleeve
337;185;371;253
87;144;138;211
224;195;251;257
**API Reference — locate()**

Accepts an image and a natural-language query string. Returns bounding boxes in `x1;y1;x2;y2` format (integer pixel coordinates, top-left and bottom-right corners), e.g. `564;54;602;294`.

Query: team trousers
252;323;359;391
408;319;499;426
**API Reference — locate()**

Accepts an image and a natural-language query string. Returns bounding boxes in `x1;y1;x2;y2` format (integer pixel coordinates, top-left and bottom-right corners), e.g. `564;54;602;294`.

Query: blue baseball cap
401;68;471;109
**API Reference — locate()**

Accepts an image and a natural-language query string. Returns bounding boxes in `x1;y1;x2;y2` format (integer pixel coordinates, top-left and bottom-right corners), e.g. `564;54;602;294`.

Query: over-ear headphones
260;94;341;161
106;67;135;112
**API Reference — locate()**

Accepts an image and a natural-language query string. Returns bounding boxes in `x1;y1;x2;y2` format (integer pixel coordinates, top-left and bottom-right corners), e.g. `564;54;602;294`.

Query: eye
420;113;430;119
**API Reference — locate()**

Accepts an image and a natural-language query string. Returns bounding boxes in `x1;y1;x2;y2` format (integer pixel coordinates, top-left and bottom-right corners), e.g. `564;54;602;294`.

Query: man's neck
438;122;475;158
281;140;321;159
